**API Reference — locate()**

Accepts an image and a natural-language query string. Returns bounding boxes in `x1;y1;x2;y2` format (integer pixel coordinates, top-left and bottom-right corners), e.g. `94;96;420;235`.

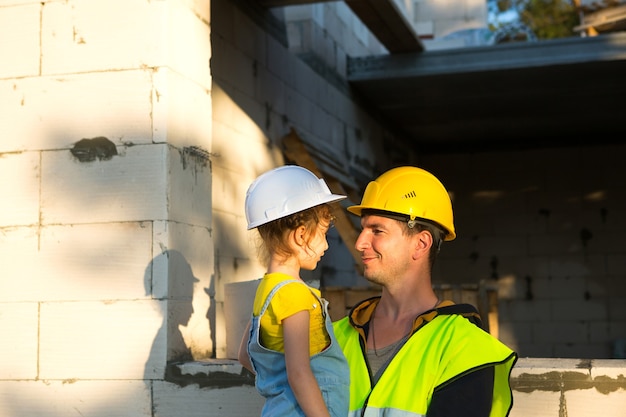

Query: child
238;165;350;417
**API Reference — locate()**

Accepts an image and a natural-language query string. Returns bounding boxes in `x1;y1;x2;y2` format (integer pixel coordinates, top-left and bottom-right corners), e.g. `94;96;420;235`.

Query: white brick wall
0;152;40;226
0;0;215;415
0;303;38;379
509;358;626;417
0;72;152;151
0;2;40;78
41;146;168;224
0;380;152;417
2;0;622;416
421;145;626;359
166;358;626;417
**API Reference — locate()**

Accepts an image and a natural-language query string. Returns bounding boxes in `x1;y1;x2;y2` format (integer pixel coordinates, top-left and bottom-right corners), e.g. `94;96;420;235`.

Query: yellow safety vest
333;299;517;417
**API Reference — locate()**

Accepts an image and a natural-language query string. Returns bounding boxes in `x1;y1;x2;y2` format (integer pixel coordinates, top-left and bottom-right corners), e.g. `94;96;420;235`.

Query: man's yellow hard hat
347;166;456;241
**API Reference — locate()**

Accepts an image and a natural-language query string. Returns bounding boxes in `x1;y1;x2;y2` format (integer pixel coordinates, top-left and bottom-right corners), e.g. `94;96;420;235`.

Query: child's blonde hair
256;203;334;266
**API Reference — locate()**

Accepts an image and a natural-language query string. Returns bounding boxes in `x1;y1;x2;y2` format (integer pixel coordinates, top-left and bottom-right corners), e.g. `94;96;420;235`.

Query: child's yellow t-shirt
253;272;330;355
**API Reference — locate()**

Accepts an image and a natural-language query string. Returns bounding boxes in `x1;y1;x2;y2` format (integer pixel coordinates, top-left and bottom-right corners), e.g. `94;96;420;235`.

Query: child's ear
292;225;307;247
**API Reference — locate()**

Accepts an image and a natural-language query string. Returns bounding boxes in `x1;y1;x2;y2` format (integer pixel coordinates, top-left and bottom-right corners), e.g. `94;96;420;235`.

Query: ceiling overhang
257;1;626;152
347;32;626;152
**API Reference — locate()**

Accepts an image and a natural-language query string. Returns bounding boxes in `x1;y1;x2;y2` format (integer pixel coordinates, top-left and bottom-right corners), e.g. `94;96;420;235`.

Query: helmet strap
363;209;446;250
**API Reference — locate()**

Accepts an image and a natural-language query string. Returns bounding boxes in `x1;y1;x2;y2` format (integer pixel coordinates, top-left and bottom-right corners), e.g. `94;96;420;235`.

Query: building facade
0;0;624;416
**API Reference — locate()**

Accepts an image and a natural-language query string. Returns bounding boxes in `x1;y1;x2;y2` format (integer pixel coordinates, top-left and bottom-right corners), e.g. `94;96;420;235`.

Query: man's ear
412;230;432;259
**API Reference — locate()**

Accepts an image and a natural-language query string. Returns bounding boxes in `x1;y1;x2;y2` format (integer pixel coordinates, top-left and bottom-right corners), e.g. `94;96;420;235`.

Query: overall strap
258;279;323;317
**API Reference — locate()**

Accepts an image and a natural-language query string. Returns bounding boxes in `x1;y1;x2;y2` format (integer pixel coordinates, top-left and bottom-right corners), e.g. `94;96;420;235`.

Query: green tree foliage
519;0;579;39
489;0;580;40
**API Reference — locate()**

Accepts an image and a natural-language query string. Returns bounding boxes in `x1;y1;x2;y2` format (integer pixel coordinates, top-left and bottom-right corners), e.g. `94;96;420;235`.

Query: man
333;166;517;417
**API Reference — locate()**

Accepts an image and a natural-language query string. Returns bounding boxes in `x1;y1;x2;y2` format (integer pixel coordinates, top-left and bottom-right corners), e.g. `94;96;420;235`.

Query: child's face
299;219;332;270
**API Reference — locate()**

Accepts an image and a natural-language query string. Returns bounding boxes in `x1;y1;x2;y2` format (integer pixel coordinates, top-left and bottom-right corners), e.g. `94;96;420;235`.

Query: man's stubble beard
363;266;385;286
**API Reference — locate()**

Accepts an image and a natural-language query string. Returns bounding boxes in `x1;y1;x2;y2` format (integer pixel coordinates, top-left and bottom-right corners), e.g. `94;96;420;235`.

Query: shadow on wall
144;250;201;381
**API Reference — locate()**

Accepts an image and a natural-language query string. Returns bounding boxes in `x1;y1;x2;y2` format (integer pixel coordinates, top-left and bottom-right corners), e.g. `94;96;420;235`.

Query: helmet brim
247;194;346;229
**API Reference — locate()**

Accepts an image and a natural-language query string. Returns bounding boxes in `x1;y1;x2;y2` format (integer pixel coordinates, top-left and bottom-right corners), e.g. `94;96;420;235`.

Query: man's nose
354;232;369;251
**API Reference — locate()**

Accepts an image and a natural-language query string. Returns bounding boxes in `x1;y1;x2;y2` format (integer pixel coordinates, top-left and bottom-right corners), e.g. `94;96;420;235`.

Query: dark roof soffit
346;32;626;152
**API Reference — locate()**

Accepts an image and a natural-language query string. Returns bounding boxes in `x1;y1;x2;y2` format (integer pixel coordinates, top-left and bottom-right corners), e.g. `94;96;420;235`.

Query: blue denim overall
247;280;350;417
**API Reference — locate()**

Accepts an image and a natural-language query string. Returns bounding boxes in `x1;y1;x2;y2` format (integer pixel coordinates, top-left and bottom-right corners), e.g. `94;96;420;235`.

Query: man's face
355;214;414;285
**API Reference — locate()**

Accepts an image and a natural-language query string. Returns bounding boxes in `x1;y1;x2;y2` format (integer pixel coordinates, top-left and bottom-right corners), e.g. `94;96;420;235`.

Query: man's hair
400;221;445;268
